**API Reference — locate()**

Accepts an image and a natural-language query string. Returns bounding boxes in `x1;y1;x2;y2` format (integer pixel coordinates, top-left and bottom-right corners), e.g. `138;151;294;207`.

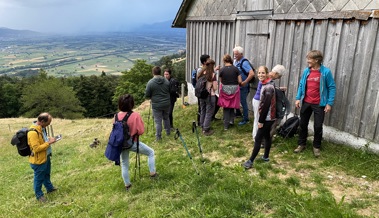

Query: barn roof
172;0;193;28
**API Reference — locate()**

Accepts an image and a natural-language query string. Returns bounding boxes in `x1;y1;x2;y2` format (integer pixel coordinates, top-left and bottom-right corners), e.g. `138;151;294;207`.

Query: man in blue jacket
233;46;255;125
294;50;336;157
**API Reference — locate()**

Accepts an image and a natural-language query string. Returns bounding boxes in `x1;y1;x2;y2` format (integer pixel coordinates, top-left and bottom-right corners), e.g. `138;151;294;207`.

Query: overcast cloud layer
0;0;182;33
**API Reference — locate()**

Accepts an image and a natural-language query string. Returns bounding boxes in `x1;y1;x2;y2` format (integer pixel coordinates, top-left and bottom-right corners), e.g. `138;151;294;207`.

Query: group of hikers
26;47;335;202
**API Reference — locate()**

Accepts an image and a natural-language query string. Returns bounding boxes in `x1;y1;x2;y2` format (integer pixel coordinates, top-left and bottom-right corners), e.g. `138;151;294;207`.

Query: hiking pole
147;103;151;134
192;121;204;162
134;135;141;181
174;128;200;175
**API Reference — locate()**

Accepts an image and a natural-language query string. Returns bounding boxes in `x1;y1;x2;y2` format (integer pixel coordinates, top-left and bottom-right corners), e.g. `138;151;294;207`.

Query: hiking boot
47;187;58;194
202;130;214;136
313;147;321;158
261;156;270;162
294;145;306;153
38;196;47;203
125;184;132;191
242;160;253;169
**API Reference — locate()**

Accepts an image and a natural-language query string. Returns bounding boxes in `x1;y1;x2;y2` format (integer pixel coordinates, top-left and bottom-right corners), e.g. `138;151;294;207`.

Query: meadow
0;32;185;77
1;100;379;218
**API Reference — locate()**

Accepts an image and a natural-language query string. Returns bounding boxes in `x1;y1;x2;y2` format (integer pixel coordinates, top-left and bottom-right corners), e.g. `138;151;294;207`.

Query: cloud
0;0;182;33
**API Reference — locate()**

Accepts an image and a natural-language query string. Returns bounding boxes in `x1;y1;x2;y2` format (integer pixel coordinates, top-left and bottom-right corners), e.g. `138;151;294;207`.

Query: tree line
0;53;186;119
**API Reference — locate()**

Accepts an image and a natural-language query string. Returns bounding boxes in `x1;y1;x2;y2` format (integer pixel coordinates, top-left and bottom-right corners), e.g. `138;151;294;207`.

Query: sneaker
294;145;306;153
125;184;132;191
242;160;253;169
155;136;162;142
150;173;159;179
224;128;228;131
238;120;248;126
47;187;58;194
202;130;214;136
261;156;270;162
313;147;321;158
38;196;47;203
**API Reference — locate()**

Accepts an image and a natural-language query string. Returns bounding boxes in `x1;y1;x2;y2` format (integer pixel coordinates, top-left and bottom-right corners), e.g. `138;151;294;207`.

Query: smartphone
55;134;62;141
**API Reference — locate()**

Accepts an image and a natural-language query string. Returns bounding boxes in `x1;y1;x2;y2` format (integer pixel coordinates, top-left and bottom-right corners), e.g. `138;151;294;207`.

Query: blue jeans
240;88;249;122
30;155;55;200
152;108;170;138
120;140;156;185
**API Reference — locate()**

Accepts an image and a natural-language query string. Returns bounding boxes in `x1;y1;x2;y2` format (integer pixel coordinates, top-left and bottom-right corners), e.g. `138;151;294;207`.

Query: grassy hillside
1;100;379;217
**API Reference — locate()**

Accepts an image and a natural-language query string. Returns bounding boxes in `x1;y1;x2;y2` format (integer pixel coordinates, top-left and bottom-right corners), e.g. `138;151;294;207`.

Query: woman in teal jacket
294;50;336;157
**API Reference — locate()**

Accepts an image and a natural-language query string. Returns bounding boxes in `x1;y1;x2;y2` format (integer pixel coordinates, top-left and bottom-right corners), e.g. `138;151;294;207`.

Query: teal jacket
296;65;336;107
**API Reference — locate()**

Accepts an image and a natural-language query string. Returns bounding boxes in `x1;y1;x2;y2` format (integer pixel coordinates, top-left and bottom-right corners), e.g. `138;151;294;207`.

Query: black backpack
195;76;210;99
277;115;300;138
275;86;291;119
10;127;37;156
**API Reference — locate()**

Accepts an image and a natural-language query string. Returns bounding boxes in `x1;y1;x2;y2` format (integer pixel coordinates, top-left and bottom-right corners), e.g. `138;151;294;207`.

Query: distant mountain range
0;27;44;38
0;20;185;39
132;20;185;34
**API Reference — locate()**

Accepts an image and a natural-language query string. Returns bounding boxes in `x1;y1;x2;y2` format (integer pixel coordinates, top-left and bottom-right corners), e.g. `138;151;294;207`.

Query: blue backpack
105;112;133;165
191;68;197;88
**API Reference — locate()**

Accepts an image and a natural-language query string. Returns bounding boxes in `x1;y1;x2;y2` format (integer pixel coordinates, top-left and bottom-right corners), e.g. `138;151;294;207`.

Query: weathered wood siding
182;0;379;143
186;21;236;73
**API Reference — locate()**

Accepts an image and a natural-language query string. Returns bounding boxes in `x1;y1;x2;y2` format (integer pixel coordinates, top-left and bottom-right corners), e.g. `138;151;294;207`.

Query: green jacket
145;76;170;110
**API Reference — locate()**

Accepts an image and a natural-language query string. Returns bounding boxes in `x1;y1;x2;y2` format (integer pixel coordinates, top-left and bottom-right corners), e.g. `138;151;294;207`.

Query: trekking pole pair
174;128;199;175
192;121;204;162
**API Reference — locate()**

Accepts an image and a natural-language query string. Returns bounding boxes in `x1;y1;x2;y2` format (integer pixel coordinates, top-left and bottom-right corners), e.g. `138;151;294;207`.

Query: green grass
1;102;379;217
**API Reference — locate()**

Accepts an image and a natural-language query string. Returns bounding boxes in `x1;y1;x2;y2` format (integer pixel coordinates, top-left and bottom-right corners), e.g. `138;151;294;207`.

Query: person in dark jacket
164;68;180;130
243;66;276;169
145;66;171;141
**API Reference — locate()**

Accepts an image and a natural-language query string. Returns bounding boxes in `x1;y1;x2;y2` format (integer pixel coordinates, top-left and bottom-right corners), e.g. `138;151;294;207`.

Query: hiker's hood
152;76;167;84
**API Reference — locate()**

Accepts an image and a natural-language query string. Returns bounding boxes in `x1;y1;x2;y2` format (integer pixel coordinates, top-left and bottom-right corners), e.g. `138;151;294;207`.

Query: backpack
194;76;210;99
240;58;257;85
191;69;197;88
277;115;300;138
10;127;37;156
105;112;134;164
275;86;291;119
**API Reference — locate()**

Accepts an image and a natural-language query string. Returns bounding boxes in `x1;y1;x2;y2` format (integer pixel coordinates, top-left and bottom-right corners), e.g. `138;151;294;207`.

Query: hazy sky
0;0;183;33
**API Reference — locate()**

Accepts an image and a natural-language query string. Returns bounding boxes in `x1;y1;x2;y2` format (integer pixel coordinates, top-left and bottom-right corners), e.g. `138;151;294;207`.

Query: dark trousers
213;95;220;118
249;121;274;161
297;102;325;148
168;99;176;128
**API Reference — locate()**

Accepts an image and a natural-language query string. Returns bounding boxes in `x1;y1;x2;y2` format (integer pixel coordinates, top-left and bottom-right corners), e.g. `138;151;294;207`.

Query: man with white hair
233;46;255;125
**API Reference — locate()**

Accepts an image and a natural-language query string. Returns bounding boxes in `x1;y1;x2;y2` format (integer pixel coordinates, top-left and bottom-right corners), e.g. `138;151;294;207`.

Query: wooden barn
172;0;379;148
